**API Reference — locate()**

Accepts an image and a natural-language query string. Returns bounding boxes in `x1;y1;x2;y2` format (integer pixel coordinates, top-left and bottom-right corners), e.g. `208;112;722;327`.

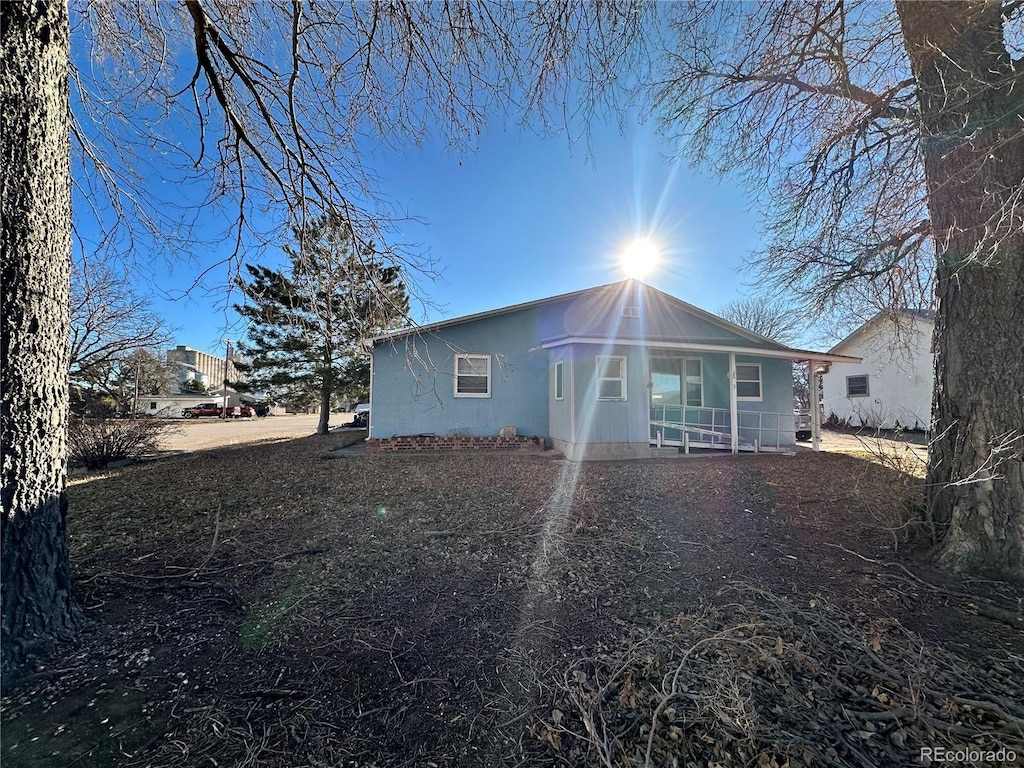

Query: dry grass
2;436;1021;768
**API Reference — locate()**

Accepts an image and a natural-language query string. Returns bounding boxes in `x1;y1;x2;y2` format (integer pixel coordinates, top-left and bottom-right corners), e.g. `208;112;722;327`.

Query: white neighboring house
821;310;935;431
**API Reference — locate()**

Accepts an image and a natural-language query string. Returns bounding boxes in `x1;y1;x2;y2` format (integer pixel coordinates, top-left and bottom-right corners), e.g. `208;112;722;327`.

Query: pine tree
234;217;409;435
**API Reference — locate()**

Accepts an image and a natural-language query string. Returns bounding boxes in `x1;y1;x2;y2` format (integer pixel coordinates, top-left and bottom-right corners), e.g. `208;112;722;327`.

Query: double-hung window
735;363;762;401
596;356;627;400
454;354;491;397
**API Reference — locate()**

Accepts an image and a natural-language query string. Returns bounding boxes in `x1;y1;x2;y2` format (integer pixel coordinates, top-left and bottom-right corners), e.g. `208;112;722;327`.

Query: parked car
795;411;812;441
352;403;370;429
183;403;223;418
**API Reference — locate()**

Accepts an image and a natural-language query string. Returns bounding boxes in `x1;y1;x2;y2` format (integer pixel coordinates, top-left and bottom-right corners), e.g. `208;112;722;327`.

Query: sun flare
620;238;660;279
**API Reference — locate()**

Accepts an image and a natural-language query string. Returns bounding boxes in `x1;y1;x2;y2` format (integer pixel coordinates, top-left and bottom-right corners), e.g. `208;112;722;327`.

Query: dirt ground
2;434;1021;767
800;428;930;463
157;413;346;453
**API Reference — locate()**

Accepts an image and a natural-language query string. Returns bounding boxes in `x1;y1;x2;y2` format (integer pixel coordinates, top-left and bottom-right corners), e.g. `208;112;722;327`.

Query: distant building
121;344;267;418
166;345;246;393
821;310;935;431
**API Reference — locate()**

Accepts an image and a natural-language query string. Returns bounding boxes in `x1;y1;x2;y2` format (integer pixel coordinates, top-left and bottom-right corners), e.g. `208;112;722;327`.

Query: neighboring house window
846;374;870;397
684;358;703;407
596;356;627;400
455;354;491;397
554;361;564;401
735;363;762;401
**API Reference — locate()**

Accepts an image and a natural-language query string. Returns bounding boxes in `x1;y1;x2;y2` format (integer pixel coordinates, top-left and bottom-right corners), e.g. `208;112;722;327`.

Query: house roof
373;279;860;363
828;308;936;354
375;279;777;342
371;280;616;341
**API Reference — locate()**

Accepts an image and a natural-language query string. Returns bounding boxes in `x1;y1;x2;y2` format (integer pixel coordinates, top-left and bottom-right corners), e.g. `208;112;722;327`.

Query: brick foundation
367;435;546;453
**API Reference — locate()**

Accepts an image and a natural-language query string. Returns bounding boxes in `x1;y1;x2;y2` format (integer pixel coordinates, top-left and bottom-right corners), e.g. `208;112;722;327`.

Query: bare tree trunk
2;0;83;669
898;2;1024;581
318;349;332;436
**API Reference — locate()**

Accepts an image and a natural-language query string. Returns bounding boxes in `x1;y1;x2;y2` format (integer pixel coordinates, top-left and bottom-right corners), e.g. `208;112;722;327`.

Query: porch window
454;354;491;397
684;359;703;407
554;361;564;400
735;363;762;401
596;356;626;400
846;374;869;397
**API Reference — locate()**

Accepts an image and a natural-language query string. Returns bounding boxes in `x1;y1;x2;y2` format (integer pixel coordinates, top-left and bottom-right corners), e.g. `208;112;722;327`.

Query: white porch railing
649;405;794;453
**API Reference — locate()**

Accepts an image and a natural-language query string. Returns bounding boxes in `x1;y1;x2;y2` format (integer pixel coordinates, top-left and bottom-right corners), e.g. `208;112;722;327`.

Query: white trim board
540;337;861;364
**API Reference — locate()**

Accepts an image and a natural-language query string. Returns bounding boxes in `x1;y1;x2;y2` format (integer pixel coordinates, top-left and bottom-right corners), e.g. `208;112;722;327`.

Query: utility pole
221;340;231;418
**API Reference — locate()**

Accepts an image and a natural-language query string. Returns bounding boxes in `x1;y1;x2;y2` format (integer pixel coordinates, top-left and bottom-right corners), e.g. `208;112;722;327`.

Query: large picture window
596;356;627;400
735;363;762;401
454;354;491;397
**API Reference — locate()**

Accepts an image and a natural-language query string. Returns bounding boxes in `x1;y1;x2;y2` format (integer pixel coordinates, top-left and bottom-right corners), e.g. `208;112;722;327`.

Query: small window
735;363;762;401
149;402;157;410
596;356;627;400
684;358;703;407
846;374;870;397
455;354;491;397
554;361;564;401
622;306;640;318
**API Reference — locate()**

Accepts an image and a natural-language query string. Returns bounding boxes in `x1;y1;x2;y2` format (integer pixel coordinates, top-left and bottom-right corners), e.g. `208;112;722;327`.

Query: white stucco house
821;310;935;431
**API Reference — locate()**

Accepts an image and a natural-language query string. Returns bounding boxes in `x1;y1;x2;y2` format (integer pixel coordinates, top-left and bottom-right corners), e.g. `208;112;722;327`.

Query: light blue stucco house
368;280;858;459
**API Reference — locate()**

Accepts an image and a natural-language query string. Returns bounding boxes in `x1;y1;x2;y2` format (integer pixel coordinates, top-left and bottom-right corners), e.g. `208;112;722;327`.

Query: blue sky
149;114;766;356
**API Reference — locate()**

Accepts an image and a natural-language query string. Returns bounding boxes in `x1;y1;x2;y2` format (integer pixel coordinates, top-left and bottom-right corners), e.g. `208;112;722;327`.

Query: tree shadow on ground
2;444;1021;767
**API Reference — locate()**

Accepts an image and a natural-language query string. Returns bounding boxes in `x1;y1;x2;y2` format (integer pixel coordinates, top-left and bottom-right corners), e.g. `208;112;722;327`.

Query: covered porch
543;336;860;461
646;344;859;454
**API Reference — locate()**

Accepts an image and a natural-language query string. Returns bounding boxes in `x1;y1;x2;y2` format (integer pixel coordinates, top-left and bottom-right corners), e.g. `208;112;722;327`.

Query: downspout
729;352;738;454
367;347;374;439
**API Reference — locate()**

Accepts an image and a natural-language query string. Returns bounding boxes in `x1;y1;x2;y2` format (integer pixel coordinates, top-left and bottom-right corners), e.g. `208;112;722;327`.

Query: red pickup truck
182;403;254;419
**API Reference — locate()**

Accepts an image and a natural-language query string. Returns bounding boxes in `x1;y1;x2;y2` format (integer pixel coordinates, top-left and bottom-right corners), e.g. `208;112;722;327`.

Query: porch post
728;352;738;454
809;359;821;452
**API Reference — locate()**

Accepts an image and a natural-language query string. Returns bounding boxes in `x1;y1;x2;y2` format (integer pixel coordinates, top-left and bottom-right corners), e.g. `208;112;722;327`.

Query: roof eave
540;336;861;363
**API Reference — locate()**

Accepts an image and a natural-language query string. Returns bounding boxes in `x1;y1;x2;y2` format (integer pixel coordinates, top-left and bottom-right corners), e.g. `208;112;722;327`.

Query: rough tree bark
318;353;333;437
1;0;83;670
897;2;1024;580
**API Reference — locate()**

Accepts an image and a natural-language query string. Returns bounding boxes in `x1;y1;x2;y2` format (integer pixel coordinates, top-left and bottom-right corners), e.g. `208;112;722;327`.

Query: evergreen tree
234;217;409;435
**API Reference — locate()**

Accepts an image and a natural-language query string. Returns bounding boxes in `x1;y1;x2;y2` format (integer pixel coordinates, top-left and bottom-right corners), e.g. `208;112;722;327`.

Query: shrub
823;411;851;429
68;416;179;470
851;431;928;550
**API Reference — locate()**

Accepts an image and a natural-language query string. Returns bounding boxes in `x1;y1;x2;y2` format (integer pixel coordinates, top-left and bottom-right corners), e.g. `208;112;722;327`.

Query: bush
850;431;928;550
823;411;852;429
68;416;179;470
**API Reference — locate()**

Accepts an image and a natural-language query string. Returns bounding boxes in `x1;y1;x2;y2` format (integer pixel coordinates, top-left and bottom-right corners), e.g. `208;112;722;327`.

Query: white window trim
554;360;564;401
683;357;704;408
454;354;491;398
846;374;870;398
596;355;627;401
735;362;763;402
